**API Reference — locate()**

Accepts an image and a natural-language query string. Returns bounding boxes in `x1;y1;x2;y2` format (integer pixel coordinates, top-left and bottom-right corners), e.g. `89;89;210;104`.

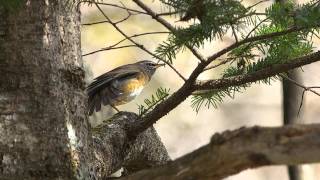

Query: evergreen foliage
138;87;170;116
154;0;320;112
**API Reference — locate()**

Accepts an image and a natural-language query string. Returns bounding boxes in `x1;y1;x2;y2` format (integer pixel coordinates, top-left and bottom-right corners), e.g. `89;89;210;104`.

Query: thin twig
280;74;320;115
94;3;187;81
82;20;110;26
203;54;258;71
156;11;179;17
245;17;270;39
280;75;320;96
80;1;147;14
206;25;320;66
203;59;231;71
231;24;239;42
133;0;206;63
83;32;169;56
247;0;271;10
82;45;138;57
82;10;134;26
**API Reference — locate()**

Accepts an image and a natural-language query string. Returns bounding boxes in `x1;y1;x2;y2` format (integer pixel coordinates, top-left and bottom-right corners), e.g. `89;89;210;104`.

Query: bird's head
137;60;164;77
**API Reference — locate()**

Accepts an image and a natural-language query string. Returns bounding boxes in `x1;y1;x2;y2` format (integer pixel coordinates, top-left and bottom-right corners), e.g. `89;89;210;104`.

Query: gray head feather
136;60;160;77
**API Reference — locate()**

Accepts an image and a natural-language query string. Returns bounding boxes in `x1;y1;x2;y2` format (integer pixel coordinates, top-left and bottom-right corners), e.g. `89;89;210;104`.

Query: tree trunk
282;70;303;180
0;1;91;179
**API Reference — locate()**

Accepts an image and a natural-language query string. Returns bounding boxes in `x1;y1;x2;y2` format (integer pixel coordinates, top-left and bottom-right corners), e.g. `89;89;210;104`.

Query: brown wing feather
87;63;143;115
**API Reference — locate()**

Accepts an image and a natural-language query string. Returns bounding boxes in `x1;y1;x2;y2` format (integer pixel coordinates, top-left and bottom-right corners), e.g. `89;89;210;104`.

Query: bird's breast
122;76;147;96
111;73;149;104
129;86;144;97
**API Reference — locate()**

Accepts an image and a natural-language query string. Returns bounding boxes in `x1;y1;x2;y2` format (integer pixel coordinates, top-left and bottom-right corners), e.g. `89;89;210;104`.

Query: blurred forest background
81;0;320;179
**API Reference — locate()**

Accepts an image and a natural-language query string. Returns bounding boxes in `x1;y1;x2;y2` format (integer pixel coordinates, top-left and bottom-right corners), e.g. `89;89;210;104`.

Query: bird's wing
86;64;141;97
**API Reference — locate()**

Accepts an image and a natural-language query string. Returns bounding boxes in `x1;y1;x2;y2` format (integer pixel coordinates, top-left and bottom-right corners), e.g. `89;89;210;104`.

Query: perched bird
87;60;164;115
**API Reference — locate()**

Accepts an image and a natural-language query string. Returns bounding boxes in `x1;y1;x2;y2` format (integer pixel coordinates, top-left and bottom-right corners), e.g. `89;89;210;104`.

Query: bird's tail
88;88;115;115
88;93;102;116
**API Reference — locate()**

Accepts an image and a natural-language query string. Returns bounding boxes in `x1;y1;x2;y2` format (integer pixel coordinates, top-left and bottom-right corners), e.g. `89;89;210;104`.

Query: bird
87;60;164;115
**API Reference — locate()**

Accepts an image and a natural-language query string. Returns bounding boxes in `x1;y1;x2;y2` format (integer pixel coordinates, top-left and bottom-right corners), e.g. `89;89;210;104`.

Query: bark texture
0;1;91;179
91;112;170;179
121;124;320;180
0;2;170;180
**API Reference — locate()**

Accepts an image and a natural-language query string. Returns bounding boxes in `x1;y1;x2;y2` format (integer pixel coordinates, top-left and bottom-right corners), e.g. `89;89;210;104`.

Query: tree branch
205;26;317;66
90;1;320;163
280;74;320;115
194;50;320;90
80;1;147;15
82;32;169;56
121;124;320;180
82;45;137;57
132;0;206;63
129;50;320;136
87;3;320;134
91;112;170;179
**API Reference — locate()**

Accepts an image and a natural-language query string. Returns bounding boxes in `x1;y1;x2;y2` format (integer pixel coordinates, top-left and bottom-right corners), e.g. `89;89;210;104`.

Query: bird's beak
155;63;165;68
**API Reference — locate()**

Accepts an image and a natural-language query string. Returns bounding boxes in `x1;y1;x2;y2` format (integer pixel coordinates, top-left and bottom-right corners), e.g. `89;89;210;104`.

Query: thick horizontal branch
194;50;320;90
121;124;320;180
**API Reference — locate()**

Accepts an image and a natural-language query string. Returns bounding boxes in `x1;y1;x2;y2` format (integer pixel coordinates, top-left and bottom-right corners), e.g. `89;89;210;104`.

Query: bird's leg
111;104;120;112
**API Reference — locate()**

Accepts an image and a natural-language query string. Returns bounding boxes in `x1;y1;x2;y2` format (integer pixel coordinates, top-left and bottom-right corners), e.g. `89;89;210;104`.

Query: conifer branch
195;51;320;91
130;50;320;136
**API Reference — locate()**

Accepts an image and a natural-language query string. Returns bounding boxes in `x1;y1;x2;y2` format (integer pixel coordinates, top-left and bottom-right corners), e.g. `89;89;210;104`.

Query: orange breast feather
122;73;148;94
